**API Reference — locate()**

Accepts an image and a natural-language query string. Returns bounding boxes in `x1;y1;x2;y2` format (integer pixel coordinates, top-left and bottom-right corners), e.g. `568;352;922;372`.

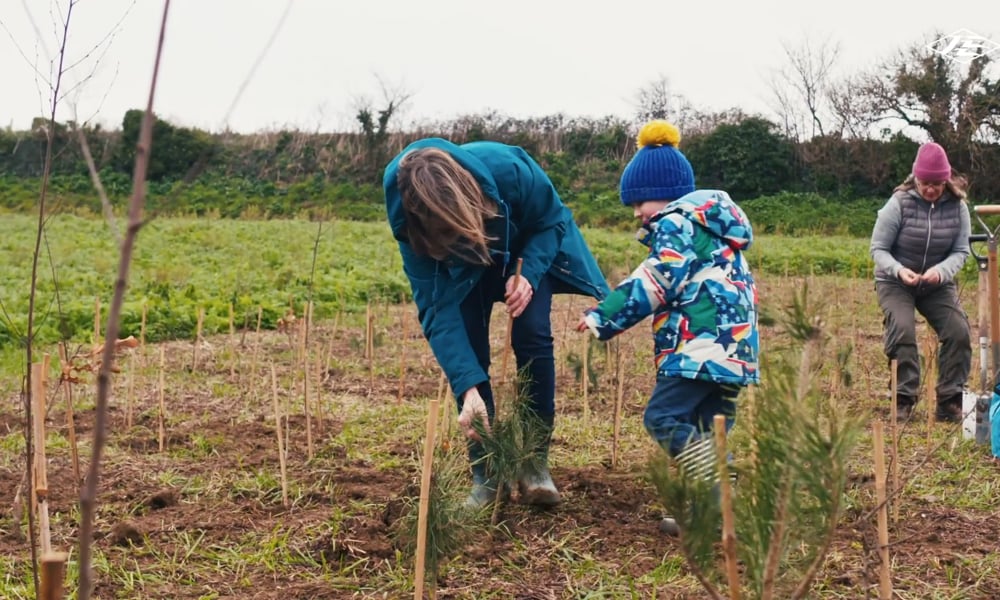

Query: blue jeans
644;376;739;457
459;263;556;473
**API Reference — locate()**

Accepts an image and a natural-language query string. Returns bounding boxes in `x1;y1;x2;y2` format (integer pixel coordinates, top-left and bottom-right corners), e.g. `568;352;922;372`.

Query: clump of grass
394;445;482;598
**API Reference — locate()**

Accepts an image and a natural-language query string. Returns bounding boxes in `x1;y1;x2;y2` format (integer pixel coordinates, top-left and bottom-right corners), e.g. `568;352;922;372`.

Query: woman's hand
505;274;533;318
458;387;490;441
920;267;942;285
898;267;920;286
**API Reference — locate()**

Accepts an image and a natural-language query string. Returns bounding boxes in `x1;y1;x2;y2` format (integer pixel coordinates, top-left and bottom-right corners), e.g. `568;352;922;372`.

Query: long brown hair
894;172;968;200
397;147;498;264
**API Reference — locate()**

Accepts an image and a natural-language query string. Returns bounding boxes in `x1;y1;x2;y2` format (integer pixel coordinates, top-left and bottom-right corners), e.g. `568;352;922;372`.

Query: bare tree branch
77;1;171;597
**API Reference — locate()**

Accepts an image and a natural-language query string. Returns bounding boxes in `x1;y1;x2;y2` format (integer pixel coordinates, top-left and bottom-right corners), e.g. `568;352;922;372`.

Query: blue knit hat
619;120;695;205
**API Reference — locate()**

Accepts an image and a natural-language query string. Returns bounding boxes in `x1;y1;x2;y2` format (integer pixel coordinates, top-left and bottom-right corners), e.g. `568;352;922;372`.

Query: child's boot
660;436;721;536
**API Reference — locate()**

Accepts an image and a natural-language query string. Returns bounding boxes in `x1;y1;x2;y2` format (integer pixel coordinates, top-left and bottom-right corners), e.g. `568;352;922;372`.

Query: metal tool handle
974;205;1000;215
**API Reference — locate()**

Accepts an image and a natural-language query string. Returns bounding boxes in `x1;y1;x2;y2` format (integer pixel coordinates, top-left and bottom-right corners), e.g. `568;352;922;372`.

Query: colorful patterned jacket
582;190;760;385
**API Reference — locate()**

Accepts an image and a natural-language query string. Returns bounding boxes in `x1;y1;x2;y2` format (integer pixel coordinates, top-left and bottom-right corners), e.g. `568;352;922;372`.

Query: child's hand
576;316;589;332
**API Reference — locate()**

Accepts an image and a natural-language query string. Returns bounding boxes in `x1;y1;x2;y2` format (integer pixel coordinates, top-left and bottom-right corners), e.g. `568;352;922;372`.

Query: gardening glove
504;274;533;318
458;386;490;441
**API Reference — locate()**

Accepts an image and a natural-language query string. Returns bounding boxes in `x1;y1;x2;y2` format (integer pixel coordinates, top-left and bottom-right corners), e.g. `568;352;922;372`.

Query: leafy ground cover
1;260;998;598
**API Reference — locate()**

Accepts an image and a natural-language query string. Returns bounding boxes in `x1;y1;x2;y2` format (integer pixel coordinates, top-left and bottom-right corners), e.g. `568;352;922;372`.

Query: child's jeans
644;376;740;457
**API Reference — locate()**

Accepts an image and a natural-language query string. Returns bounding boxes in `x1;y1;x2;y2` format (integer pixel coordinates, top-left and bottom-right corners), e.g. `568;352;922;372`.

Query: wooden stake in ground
93;297;101;345
889;359;900;523
158;346;166;453
436;370;451;451
398;298;409;404
126;351;136;429
413;398;440;600
314;350;325;431
39;551;69;600
581;333;590;423
191;306;205;372
714;414;741;600
924;334;937;451
299;320;314;460
31;361;48;531
229;302;236;379
270;363;290;508
366;301;375;392
872;421;893;600
499;258;524;392
57;343;80;483
611;340;625;469
250;305;264;392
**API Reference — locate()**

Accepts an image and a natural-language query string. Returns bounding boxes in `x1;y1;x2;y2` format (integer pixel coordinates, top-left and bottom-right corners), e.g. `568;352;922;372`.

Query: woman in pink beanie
870;142;971;423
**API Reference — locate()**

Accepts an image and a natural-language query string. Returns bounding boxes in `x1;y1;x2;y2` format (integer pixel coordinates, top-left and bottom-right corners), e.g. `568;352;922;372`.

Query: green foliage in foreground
0;213;979;351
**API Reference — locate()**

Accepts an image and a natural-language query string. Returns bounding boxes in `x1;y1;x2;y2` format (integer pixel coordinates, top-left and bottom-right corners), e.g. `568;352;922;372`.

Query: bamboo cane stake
889;360;899;523
715;414;741;600
436;370;450;451
414;398;440;600
39;551;68;600
367;302;375;392
139;300;148;375
397;300;408;404
33;360;54;555
611;340;624;469
314;350;325;431
250;305;264;392
158;346;166;453
499;258;524;390
872;421;893;600
925;335;937;451
270;363;290;508
57;343;80;483
93;297;100;345
746;385;758;469
581;334;590;423
126;351;135;429
300;321;313;460
191;306;204;372
229;302;236;379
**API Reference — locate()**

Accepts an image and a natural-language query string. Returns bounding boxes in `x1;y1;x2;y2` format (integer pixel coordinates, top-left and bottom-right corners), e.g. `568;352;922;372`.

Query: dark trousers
644;376;739;457
459;263;556;474
876;280;971;401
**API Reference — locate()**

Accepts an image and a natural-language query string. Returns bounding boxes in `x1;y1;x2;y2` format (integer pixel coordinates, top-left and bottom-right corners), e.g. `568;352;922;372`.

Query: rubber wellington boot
659;437;723;536
465;442;508;509
518;419;561;507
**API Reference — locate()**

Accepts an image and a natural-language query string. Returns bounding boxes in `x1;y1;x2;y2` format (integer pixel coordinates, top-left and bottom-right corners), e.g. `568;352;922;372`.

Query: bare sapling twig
414;398;440;600
74;125;121;248
57;343;81;482
714;415;740;600
93;297;101;345
77;5;172;595
872;421;892;599
270;363;289;508
250;305;263;395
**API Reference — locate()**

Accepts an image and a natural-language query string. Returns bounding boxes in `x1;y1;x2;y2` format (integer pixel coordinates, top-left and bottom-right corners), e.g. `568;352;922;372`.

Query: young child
577;120;760;534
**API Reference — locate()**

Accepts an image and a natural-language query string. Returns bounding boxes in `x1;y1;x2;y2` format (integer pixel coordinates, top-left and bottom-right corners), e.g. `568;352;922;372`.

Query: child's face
632;200;669;221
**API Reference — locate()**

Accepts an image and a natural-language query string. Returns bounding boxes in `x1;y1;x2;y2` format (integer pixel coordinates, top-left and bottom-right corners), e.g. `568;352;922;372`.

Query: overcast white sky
1;0;997;134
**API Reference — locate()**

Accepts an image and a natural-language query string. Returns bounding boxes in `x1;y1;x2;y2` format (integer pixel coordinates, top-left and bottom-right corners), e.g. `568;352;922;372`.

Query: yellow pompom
636;120;681;149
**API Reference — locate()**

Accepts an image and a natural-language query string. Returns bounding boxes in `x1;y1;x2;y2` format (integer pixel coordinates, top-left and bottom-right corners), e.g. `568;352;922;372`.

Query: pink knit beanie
913;143;952;182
